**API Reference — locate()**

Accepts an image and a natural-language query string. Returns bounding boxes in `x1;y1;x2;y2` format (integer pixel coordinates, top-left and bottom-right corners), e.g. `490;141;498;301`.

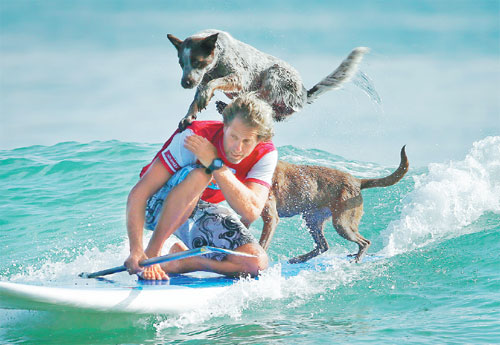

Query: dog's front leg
259;194;279;251
289;213;330;264
196;74;243;112
179;74;243;130
178;90;203;131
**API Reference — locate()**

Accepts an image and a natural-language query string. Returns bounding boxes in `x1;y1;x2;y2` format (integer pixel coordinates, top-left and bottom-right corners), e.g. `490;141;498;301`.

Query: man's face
223;116;260;164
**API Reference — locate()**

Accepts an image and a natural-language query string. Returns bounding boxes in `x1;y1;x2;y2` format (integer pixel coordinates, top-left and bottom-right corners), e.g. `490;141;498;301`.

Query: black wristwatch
205;158;224;174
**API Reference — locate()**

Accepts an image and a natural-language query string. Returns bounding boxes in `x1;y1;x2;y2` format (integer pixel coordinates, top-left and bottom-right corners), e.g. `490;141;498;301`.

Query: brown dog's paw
215;101;228;115
288;255;307;264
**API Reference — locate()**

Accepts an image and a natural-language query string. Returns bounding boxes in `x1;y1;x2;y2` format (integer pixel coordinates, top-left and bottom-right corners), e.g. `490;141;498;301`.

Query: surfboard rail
0;280;229;314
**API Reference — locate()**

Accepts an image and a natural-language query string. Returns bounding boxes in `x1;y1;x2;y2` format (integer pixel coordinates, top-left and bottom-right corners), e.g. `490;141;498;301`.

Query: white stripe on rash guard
245;150;278;187
160;129;197;173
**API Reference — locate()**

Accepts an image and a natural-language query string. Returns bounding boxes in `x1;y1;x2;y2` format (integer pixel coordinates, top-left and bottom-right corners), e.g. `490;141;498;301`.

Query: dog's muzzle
181;78;196;89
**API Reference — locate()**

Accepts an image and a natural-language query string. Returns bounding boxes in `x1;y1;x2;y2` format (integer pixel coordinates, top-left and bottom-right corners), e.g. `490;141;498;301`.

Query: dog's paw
215;101;228;115
178;115;196;131
288;256;307;264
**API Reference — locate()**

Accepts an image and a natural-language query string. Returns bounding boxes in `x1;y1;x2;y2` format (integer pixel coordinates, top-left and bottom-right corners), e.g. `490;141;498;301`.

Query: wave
379;136;500;257
278;145;393;178
1;138;498;331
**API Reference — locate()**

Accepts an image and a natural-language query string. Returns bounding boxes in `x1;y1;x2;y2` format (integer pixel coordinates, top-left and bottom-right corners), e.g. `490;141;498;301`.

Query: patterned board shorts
144;164;257;261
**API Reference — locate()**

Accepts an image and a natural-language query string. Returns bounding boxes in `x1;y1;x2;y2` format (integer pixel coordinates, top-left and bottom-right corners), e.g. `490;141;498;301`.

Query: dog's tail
360;146;409;190
306;47;369;104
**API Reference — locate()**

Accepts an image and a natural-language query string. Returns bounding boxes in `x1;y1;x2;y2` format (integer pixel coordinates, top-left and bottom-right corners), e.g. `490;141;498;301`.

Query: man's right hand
124;252;148;275
124;252;169;280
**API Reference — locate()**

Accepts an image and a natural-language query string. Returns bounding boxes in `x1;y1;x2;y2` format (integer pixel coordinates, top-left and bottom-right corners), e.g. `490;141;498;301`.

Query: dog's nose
181;78;193;88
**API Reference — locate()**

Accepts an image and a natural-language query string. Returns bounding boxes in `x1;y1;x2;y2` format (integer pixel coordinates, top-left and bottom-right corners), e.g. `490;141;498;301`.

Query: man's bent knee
234;243;269;276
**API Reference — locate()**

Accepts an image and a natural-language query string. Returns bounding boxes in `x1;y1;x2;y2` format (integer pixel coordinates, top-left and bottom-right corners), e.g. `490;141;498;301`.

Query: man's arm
184;134;273;224
213;169;270;224
124;159;172;273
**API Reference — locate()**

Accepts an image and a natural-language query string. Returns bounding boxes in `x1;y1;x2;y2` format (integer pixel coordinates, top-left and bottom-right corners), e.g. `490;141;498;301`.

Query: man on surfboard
125;93;277;280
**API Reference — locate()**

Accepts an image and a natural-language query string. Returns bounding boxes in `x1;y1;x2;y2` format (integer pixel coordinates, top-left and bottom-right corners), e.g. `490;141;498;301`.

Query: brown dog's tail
360;146;409;189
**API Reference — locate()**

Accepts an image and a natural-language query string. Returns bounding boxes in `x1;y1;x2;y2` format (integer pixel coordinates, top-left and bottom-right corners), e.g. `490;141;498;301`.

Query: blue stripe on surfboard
136;254;385;288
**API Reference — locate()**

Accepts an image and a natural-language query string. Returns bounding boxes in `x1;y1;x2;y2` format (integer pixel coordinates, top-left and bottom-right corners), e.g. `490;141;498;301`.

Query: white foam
3;233;387;328
6;233;182;284
153;264;284;329
153;253;387;330
7;242;130;283
379;136;500;256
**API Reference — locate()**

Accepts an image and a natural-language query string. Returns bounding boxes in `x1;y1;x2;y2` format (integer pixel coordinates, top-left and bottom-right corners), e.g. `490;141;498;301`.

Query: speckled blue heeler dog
167;29;369;130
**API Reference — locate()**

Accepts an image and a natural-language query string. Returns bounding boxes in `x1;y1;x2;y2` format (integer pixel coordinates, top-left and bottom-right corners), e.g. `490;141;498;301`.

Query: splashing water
353;70;382;106
379;136;500;256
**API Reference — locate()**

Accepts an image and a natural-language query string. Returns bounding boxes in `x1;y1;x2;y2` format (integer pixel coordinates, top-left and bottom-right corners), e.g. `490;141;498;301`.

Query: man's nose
234;141;243;152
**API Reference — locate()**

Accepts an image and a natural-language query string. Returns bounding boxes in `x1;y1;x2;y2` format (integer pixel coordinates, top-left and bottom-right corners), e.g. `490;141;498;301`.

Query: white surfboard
0;273;233;314
0;254;383;314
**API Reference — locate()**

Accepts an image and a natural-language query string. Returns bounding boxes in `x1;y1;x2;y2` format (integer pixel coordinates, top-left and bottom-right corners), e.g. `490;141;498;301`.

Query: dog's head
167;33;219;89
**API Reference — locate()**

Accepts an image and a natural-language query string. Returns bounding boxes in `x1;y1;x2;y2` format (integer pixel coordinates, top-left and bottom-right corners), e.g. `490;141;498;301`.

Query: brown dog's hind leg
331;194;371;263
288;210;330;264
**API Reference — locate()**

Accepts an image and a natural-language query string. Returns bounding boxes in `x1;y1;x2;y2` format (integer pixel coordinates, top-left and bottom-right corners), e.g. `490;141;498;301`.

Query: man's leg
141;168;211;280
159;201;269;277
161;242;268;277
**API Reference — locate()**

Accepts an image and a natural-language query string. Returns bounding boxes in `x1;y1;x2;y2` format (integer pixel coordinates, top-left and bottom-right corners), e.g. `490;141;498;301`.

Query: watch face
213;158;224;169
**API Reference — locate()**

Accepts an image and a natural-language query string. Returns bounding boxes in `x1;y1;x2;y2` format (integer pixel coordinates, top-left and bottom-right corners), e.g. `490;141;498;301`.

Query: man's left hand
184;134;218;168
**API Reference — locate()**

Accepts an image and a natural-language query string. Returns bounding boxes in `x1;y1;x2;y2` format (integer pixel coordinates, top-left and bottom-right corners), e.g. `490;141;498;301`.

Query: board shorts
144;164;257;261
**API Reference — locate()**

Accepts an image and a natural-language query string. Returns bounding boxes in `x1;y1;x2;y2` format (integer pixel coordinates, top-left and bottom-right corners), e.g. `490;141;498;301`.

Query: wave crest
379;136;500;256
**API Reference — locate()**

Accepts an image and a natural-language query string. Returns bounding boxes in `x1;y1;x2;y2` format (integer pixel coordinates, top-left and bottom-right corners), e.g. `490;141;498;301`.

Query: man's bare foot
139;263;169;280
140;243;189;280
169;242;189;254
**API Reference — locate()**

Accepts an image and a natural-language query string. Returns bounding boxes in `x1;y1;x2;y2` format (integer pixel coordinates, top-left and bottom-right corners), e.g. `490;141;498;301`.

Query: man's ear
201;33;219;53
167;34;183;51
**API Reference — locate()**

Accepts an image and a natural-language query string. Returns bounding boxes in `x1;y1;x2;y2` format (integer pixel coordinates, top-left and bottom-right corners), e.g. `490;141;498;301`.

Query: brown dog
259;146;409;263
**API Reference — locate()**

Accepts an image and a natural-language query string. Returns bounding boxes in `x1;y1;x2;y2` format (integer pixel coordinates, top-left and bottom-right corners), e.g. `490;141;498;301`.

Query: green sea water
1;138;499;344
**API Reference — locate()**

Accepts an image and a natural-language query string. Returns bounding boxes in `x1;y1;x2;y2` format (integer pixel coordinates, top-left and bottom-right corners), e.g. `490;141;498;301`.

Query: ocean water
1;137;499;344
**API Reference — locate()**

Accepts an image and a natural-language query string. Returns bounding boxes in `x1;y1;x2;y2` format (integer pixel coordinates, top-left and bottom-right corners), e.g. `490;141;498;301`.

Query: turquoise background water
1;139;499;344
1;1;500;344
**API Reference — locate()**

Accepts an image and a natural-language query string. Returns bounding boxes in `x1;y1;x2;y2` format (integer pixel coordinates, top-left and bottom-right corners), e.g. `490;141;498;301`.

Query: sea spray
154;254;388;330
154;264;285;329
353;70;382;107
379;136;500;257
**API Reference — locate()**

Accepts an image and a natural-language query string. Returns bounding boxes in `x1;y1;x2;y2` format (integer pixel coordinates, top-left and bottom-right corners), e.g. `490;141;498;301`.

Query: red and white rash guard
140;121;278;204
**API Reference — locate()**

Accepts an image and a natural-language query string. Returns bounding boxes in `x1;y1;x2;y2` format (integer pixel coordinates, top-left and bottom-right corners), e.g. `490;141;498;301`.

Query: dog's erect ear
167;34;183;51
201;33;219;54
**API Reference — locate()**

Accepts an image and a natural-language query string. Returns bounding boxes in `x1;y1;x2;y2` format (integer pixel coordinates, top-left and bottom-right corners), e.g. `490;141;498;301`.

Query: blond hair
222;93;274;141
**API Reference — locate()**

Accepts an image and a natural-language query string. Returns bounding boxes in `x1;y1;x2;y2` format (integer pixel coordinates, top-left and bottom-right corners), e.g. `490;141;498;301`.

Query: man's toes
155;269;164;280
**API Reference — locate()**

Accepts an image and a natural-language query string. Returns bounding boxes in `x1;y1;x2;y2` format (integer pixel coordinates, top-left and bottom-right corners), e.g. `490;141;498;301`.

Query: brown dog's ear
201;33;219;53
167;34;183;51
